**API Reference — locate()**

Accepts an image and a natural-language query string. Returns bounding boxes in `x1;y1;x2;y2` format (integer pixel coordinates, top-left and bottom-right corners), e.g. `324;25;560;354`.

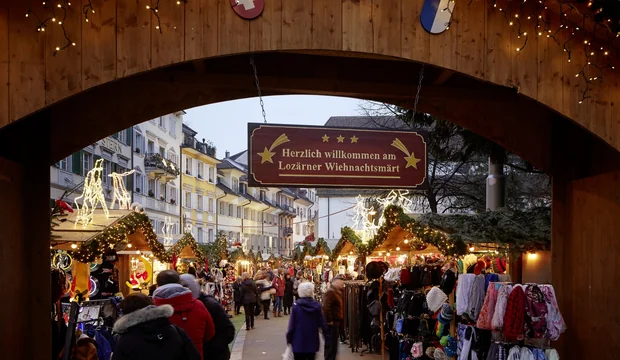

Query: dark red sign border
247;123;429;189
229;0;264;20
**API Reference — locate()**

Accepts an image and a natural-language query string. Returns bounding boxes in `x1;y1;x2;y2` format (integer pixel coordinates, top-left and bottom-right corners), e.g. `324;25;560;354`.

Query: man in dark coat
239;272;258;330
233;276;242;315
112;293;200;360
322;276;344;360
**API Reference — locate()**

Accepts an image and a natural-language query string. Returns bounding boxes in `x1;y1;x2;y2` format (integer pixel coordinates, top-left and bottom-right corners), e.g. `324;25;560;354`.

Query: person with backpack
180;274;236;360
153;270;215;360
111;293;200;360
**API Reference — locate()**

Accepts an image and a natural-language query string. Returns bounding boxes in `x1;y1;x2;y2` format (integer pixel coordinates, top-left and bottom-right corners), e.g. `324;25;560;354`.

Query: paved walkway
231;313;383;360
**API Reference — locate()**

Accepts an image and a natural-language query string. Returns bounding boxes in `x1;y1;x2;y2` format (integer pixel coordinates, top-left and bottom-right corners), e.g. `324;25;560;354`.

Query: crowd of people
53;264;344;360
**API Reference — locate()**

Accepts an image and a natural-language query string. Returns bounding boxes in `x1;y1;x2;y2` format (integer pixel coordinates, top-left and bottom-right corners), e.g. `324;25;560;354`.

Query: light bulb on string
71;243;78;249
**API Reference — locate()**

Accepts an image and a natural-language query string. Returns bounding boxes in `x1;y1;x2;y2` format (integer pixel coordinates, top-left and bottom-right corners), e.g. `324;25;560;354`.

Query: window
158;146;165;157
240;184;247;194
208;198;214;212
296;223;300;235
167;150;178;165
197;227;204;243
185;157;192;175
244;208;249;220
197;195;204;211
251;210;256;221
102;160;111;186
56;156;70;171
148;179;156;196
219;201;226;215
228;204;234;217
208;167;214;183
232;178;239;193
260;190;266;201
159;182;166;200
185;191;192;208
208;229;214;242
159;116;166;129
82;152;92;176
198;162;205;179
237;206;242;218
118;130;127;145
170;186;177;202
303;224;307;236
134;173;144;193
169;116;177;137
135;132;145;154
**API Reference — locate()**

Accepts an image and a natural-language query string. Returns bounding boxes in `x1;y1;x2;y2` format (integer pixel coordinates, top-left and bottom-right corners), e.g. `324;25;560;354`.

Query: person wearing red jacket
272;269;286;317
153;270;215;360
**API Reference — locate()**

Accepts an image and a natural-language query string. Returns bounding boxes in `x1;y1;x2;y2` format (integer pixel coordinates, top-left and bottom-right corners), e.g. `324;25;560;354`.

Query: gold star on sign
337;135;345;143
322;134;330;143
257;147;276;164
404;152;421;169
350;135;358;143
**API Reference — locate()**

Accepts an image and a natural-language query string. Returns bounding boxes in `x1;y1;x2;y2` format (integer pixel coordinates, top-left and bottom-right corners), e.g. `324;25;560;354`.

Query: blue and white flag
420;0;455;34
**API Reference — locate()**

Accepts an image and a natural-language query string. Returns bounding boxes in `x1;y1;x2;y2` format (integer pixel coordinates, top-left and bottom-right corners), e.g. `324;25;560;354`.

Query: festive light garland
472;0;618;103
167;232;206;264
330;238;360;261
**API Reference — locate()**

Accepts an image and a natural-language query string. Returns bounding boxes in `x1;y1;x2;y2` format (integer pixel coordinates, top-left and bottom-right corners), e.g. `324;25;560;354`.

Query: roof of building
182;123;198;136
229;150;246;161
217;182;239;196
325;116;408;130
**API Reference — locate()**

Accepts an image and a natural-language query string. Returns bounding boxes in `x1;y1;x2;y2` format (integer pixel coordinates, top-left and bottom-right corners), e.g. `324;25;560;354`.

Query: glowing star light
74;159;109;228
109;169;136;210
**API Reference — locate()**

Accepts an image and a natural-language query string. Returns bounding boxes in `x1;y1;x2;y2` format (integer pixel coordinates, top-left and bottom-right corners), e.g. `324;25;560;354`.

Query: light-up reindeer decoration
109;169;136;210
74;159;109;228
162;216;176;247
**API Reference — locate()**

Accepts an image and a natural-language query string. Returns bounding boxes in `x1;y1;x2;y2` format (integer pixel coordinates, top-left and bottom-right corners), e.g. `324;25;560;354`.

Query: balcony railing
183;139;217;157
144;153;180;177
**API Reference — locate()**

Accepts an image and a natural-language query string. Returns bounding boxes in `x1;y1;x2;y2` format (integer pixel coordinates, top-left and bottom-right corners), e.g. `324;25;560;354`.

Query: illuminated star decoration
391;138;421;169
257;133;290;164
109;169;136;210
350;135;359;143
337;135;345;143
74;159;109;228
322;134;330;143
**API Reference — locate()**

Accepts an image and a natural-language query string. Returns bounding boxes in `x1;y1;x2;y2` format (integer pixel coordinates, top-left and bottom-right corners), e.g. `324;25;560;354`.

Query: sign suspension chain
413;64;424;119
250;55;267;123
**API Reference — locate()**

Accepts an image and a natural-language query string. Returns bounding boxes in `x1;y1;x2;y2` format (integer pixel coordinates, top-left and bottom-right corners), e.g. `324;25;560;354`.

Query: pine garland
168;233;206;264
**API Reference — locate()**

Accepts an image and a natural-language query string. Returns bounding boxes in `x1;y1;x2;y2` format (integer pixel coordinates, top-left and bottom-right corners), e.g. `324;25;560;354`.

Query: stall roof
51;209;134;246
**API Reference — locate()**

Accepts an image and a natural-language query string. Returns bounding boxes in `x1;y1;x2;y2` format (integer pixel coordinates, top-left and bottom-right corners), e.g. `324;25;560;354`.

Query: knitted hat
433;348;448;360
439;269;456;295
426;287;448;312
444;336;458;357
438;303;454;323
425;347;436;359
493;257;507;274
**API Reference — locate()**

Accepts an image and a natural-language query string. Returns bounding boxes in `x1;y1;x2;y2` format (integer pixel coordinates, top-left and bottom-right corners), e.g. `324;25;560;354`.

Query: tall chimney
225;150;230;158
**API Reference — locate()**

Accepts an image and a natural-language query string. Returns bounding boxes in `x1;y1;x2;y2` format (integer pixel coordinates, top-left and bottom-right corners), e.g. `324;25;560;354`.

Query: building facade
50;130;133;206
180;125;219;244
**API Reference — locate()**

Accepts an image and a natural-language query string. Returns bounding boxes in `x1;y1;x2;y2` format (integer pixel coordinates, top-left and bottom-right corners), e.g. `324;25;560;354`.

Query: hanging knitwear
503;286;526;341
545;349;560;360
531;348;546;360
486;343;499;360
458;325;476;360
519;347;534;360
477;282;499;330
507;345;521;360
492;284;513;331
524;285;548;339
456;274;475;316
485;273;499;292
469;274;486;321
498;274;512;282
541;285;566;341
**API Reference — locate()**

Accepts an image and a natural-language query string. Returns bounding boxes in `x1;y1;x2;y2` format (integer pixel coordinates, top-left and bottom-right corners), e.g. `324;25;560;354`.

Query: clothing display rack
342;280;372;354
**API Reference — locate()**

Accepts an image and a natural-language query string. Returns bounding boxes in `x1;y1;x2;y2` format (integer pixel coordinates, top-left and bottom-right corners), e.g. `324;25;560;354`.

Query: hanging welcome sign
248;123;428;189
420;0;455;34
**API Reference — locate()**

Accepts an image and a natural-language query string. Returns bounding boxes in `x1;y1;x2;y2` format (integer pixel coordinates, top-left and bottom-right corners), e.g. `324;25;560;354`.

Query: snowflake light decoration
376;190;414;227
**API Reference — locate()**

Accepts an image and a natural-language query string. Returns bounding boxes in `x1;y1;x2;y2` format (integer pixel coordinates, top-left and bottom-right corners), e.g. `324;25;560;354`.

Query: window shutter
125;128;132;146
72;151;83;175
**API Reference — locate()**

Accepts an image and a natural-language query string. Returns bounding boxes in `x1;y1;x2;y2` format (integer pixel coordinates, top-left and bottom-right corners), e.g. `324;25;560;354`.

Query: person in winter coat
272;269;286;317
233;276;242;315
283;273;295;315
256;274;275;320
153;270;215;360
239;272;258;330
180;274;235;360
322;277;344;360
286;282;329;360
293;273;301;301
112;293;200;360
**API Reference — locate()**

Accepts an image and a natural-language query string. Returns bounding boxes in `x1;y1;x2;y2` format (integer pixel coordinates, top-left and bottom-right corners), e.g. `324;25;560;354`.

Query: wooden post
0;154;51;358
379;276;385;360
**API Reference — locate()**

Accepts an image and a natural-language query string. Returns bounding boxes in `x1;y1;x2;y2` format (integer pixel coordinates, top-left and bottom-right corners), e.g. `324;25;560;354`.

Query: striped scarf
492;284;513;330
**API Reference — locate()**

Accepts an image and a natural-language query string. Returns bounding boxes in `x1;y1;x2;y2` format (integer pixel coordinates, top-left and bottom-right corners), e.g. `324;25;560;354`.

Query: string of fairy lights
22;0;620;102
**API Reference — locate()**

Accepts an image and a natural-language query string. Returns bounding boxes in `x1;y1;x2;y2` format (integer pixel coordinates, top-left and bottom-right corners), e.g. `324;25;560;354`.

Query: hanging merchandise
426;287;448;313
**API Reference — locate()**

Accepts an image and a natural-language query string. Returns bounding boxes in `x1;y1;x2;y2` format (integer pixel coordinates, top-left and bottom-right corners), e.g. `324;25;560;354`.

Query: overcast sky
183;95;365;156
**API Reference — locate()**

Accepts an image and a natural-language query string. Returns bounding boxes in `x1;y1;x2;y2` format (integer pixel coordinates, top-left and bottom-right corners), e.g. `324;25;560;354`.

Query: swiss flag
230;0;264;20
